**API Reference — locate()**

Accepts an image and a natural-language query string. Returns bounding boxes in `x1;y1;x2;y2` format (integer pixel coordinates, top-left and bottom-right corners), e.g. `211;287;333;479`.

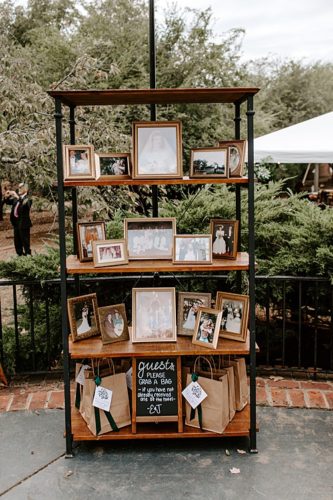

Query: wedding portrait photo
218;140;246;177
215;292;249;342
177;292;212;335
95;153;130;179
77;221;106;262
210;219;239;260
92;239;128;267
98;304;129;344
192;307;222;349
125;218;176;260
67;293;100;342
63;144;95;180
190;147;228;178
173;235;212;264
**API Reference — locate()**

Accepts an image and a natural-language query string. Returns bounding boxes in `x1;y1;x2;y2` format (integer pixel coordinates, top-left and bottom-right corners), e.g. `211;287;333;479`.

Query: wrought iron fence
0;275;332;377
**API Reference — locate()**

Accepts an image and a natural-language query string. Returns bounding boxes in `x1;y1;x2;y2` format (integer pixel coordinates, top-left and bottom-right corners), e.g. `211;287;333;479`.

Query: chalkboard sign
134;357;179;422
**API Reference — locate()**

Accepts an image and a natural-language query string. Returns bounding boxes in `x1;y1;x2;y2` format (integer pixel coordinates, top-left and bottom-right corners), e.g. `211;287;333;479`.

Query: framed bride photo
67;293;100;342
177;292;212;336
210;219;239;260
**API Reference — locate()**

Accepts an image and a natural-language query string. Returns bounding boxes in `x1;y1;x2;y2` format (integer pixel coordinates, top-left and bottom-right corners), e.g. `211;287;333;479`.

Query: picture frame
132;121;182;179
177;292;212;336
218;140;246;177
210;219;239;260
125;217;176;260
95;153;131;180
215;291;249;342
192;307;222;349
77;221;106;262
67;293;100;342
92;239;128;267
98;303;129;344
173;235;212;264
190;147;228;178
132;287;177;343
63;144;95;180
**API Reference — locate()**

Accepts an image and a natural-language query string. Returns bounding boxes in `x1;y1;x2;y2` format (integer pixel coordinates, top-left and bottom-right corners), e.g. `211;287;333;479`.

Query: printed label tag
182;381;207;409
126;367;133;390
92;385;113;412
75;365;90;386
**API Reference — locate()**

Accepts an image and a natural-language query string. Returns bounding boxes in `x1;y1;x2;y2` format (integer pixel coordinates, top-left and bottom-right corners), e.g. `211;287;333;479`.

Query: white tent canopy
254;112;333;164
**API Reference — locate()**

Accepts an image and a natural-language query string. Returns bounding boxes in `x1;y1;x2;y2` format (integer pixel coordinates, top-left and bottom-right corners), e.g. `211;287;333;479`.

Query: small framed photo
215;291;249;342
192;307;222;349
98;303;129;344
63;145;95;180
132;288;177;343
210;219;239;260
92;239;128;267
177;292;212;336
125;217;176;260
95;153;131;179
190;147;228;178
77;221;106;262
173;235;212;264
67;293;100;342
218;140;246;177
132;121;182;179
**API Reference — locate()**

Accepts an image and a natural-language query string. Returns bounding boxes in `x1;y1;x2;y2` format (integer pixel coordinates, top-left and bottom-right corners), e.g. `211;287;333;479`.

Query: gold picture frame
173;235;212;264
98;303;129;345
77;221;106;262
95;152;131;180
125;217;176;260
67;293;100;342
177;292;212;336
92;239;128;267
192;307;222;349
63;144;95;181
215;291;249;342
190;147;228;178
210;219;239;260
218;140;246;177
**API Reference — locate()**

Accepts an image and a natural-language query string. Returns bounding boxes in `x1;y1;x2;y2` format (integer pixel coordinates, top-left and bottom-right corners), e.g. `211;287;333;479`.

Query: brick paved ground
0;376;332;412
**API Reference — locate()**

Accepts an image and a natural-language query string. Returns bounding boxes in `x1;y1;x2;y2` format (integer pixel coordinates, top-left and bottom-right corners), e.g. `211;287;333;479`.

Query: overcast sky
160;0;333;63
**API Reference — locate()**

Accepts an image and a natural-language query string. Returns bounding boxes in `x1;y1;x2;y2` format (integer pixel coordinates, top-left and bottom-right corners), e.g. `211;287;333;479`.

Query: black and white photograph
190;147;228;178
218;140;246;177
67;293;100;342
173;235;212;264
125;217;176;260
132;288;177;343
177;292;212;336
63;144;95;180
210;219;239;260
98;303;129;344
133;121;182;178
215;291;249;342
95;153;130;179
192;307;222;349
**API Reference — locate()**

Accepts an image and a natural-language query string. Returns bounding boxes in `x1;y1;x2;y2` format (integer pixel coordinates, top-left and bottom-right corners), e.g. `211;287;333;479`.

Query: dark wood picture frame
98;303;129;345
77;221;106;262
215;291;249;342
218;140;246;177
177;292;212;336
192;307;222;349
67;293;100;342
210;219;239;260
95;152;131;180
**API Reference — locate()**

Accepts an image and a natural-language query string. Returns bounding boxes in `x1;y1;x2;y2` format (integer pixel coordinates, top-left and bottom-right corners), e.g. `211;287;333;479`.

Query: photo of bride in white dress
212;225;226;255
68;293;100;342
76;303;92;335
177;292;211;336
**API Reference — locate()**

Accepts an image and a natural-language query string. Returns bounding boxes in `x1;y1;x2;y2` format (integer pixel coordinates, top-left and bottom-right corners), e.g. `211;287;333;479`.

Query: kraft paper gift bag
185;357;230;434
222;358;248;411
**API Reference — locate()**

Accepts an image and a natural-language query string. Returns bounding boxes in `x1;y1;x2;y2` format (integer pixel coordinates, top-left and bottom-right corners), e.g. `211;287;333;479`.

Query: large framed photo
218;140;246;177
92;239;128;267
132;121;182;179
190;147;228;178
210;219;239;260
67;293;100;342
177;292;212;336
173;235;212;264
98;303;129;344
132;288;177;343
95;153;130;180
63;145;95;180
125;217;176;260
192;307;222;349
215;291;249;342
77;221;106;262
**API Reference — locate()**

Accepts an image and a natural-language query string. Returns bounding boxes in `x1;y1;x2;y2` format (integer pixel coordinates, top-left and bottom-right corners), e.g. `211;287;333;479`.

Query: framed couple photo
192;307;222;349
216;291;249;342
95;153;131;180
173;235;212;264
98;303;129;345
67;293;100;342
63;145;95;181
210;219;239;260
177;292;212;336
125;217;176;260
77;221;106;262
92;239;128;267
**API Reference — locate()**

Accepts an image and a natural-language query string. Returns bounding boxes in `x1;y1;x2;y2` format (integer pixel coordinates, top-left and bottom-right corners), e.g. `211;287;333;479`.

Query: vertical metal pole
13;285;19;369
247;95;257;452
45;283;51;370
298;281;302;368
0;298;3;364
265;280;270;366
29;285;36;371
69;105;80;296
282;281;286;366
313;281;318;379
55;97;73;457
234;103;242;292
149;0;158;217
330;286;333;371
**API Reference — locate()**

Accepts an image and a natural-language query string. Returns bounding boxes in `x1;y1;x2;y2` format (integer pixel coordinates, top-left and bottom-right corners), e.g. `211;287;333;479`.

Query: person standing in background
4;182;32;256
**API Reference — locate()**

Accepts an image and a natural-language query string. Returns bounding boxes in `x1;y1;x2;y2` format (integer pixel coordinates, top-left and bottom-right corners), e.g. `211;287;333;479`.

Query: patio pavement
0;406;332;500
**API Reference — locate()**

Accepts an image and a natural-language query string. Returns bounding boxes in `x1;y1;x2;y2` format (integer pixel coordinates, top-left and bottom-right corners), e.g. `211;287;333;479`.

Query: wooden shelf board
66;252;250;274
69;332;252;359
48;87;259;107
63;176;249;187
71;405;255;441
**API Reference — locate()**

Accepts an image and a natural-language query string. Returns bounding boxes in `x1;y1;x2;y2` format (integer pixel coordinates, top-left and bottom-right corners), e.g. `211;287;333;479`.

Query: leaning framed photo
218;140;246;177
125;217;176;260
173;235;212;264
98;303;129;345
210;219;239;260
95;153;131;180
215;291;249;342
177;292;212;336
77;221;106;262
63;144;95;180
192;307;222;349
92;239;128;267
67;293;100;342
132;121;182;179
132;288;177;343
190;147;228;178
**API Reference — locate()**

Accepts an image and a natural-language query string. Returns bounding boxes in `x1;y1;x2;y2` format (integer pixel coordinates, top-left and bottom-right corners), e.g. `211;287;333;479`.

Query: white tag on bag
92;386;113;412
182;381;207;409
75;365;90;386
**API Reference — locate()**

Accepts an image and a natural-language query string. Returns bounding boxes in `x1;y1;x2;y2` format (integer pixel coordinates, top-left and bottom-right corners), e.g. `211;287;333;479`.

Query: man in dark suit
4;183;32;256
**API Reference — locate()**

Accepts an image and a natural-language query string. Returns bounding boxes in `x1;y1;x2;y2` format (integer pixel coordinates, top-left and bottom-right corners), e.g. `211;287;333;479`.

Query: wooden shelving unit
63;176;248;187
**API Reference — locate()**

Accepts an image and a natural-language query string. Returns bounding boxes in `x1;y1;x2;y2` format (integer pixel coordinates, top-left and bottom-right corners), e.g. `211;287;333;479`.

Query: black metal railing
0;275;332;376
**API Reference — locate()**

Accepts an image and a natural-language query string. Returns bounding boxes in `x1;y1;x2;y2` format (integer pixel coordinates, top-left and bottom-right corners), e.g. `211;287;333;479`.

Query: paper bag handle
193;356;214;379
